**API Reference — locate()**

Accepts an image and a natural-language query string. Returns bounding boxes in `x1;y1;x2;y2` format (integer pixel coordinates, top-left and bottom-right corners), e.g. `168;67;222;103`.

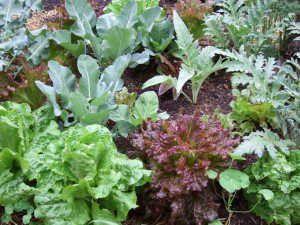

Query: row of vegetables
0;0;299;224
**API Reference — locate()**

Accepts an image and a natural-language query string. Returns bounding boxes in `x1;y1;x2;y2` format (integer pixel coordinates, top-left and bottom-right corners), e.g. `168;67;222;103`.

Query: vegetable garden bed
0;0;299;224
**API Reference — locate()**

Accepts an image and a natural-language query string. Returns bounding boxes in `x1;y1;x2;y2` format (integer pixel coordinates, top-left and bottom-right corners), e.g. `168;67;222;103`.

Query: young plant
64;0;173;64
204;0;300;57
36;55;167;136
207;153;251;225
222;48;300;144
130;110;240;224
0;0;51;71
143;10;227;103
0;102;151;224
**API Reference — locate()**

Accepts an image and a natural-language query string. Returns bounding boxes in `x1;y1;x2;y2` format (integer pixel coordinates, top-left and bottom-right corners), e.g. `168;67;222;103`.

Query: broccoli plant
143;10;227;103
36;55;167;136
130;110;240;224
63;0;174;65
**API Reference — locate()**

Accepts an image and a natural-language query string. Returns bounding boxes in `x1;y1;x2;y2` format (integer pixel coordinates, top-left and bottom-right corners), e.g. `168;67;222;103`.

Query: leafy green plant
64;0;173;65
204;0;299;57
234;128;296;159
143;10;227;103
174;0;214;39
244;150;300;225
0;0;52;72
222;48;300;144
0;102;151;224
130;110;240;224
36;55;167;135
105;0;160;15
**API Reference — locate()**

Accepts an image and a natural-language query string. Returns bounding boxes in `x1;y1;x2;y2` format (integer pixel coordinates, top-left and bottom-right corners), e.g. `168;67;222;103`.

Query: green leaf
258;189;274;201
176;66;194;94
228;152;246;161
110;105;131;122
235;128;295;159
69;92;89;121
102;27;136;60
96;13;118;36
206;170;218;179
0;117;20;151
80;111;110;126
133;91;159;120
142;75;174;90
1;0;23;28
78;55;101;99
48;60;76;104
65;0;96;37
35;81;61;116
219;169;250;193
102;189;137;221
209;220;223;225
139;6;162;31
117;0;138;28
52;30;86;57
27;31;51;65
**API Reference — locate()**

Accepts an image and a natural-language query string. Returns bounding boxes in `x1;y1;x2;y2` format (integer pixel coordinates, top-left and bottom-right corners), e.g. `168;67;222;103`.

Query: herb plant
130;110;240;224
0;102;151;224
143;10;227;103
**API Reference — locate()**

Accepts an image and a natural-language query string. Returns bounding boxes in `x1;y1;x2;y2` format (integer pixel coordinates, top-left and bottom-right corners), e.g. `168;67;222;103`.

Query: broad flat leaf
78;55;101;99
52;30;86;57
117;0;138;28
65;0;96;37
114;121;136;137
96;13;118;36
139;7;162;31
35;81;61;116
206;170;218;179
69;92;89;120
228;152;246;161
129;51;150;68
101;55;131;93
0;117;20;151
109;105;131;122
35;197;90;225
102;189;137;221
1;0;23;27
133;91;159;120
209;220;222;225
102;27;136;60
142;75;175;90
80;110;110;125
48;61;76;103
259;189;274;201
234;128;296;159
176;66;194;93
27;31;51;65
219;169;250;193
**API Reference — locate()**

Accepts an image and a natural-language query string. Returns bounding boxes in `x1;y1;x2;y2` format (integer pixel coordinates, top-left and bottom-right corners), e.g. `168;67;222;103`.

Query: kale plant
36;55;167;135
0;102;151;224
63;0;173;65
0;0;52;71
130;110;240;224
